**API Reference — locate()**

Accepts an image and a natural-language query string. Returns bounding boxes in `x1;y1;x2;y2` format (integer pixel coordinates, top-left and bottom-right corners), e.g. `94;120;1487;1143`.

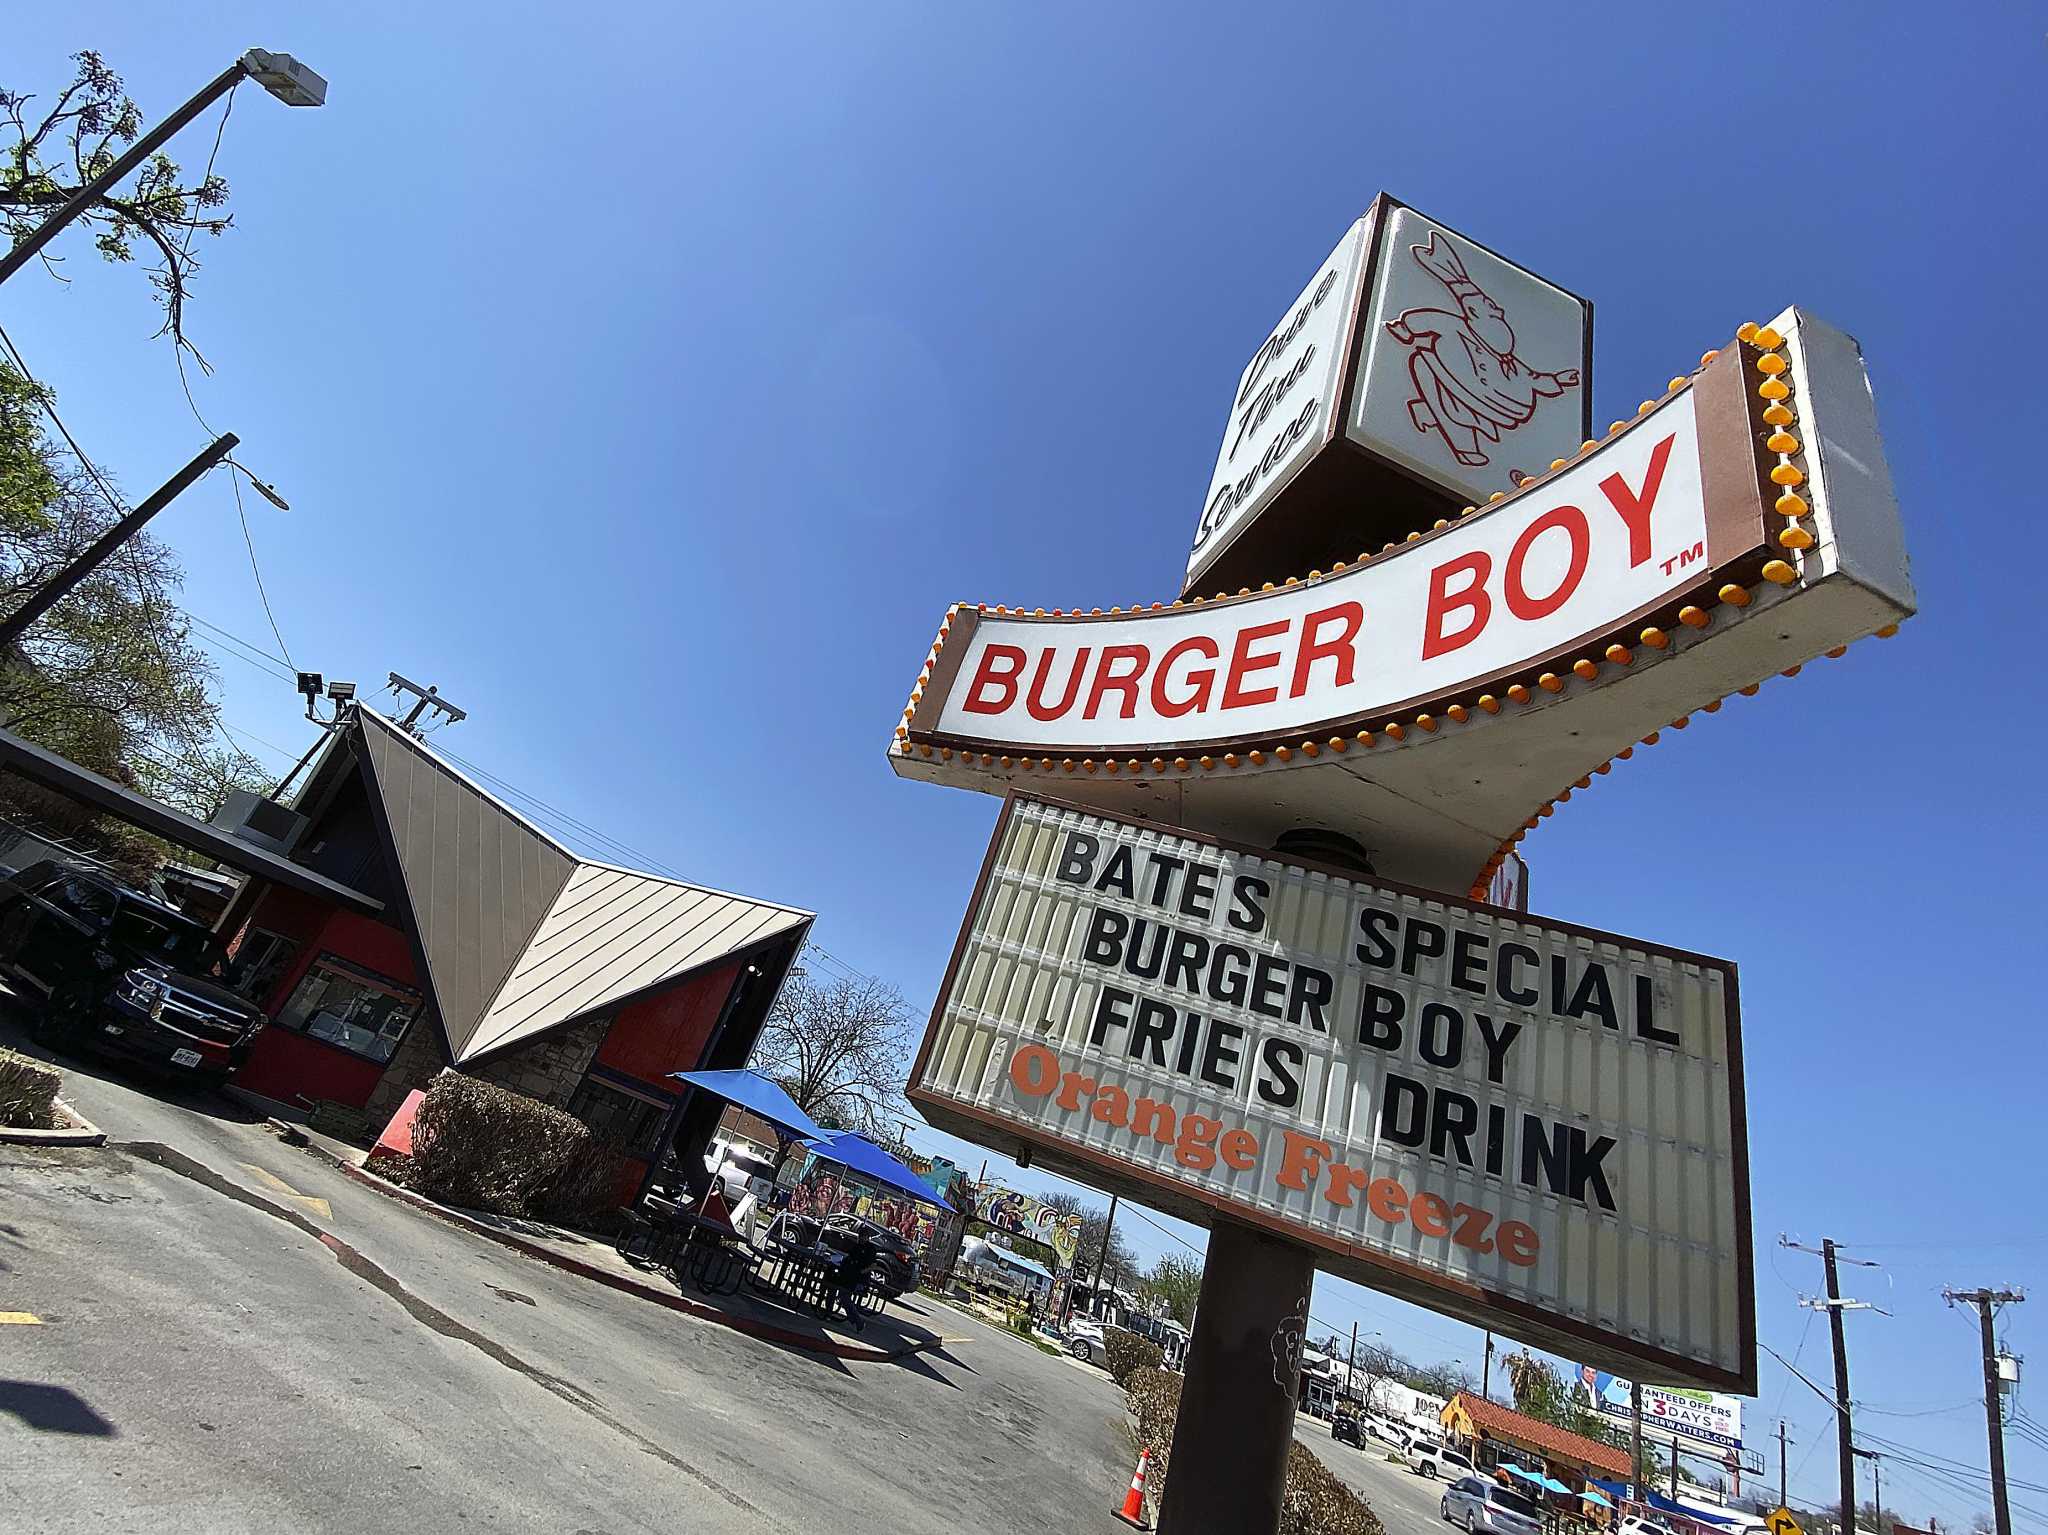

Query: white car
1442;1476;1543;1535
1065;1318;1109;1366
1410;1441;1476;1479
1617;1519;1679;1535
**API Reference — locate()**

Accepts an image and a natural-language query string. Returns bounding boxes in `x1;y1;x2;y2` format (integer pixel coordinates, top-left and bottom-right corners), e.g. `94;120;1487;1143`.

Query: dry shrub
1104;1325;1164;1387
407;1073;620;1221
1279;1440;1385;1535
0;1046;61;1129
1122;1363;1385;1535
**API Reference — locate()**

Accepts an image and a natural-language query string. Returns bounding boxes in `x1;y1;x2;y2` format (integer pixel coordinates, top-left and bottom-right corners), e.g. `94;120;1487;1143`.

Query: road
1;1014;1136;1535
1294;1414;1453;1535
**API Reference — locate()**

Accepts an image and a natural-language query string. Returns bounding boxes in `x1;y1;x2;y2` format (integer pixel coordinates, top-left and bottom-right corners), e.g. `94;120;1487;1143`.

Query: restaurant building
1439;1392;1633;1504
217;706;812;1190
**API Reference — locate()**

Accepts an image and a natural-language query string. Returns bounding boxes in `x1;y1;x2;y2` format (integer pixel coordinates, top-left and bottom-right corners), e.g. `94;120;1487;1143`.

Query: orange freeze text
1008;1043;1538;1267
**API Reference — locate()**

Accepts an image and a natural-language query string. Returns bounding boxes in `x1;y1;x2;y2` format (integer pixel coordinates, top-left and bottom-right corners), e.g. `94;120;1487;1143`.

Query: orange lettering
1009;1044;1058;1097
1366;1177;1408;1223
1324;1162;1369;1211
1219;1128;1259;1171
1411;1192;1452;1238
1056;1071;1098;1111
1276;1130;1333;1192
1498;1219;1541;1267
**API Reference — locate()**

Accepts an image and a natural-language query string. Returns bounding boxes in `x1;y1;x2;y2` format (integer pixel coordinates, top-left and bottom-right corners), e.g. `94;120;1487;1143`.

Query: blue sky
7;5;2046;1522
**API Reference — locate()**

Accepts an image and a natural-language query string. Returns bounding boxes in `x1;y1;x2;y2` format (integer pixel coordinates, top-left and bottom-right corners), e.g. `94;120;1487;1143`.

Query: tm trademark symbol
1659;540;1706;577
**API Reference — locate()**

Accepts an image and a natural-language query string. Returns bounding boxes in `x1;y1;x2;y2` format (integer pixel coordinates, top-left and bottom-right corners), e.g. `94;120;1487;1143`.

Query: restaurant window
276;953;422;1064
566;1076;670;1159
231;929;299;1006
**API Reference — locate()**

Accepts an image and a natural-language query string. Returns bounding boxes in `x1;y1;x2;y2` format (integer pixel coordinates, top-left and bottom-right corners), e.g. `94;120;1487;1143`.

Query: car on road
1616;1517;1680;1535
1065;1317;1109;1366
1442;1476;1543;1535
822;1214;919;1298
1332;1410;1370;1449
0;859;264;1088
1409;1440;1476;1479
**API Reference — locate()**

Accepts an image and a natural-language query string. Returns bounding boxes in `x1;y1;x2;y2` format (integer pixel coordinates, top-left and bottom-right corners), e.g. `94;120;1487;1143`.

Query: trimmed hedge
1104;1325;1164;1386
1124;1365;1386;1535
404;1073;623;1224
0;1046;61;1129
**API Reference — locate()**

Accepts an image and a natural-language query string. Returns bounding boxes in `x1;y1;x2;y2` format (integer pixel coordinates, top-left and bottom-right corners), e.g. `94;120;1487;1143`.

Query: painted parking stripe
0;1311;43;1324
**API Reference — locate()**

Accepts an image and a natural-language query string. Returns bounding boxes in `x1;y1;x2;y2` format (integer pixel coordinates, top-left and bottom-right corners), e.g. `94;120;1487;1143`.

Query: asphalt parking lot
1294;1415;1451;1535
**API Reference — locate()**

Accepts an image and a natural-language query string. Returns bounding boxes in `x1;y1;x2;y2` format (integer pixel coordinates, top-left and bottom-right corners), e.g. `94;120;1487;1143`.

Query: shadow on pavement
0;1380;118;1436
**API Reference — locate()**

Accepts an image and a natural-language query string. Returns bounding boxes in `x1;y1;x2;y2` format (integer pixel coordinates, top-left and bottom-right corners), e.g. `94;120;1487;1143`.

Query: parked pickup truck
0;859;264;1088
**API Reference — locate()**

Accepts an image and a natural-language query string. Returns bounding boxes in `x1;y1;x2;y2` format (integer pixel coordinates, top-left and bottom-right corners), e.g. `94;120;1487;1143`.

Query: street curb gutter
266;1119;942;1366
0;1097;106;1147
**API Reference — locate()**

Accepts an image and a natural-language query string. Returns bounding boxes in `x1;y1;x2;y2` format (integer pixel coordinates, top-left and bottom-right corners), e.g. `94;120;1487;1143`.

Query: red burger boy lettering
927;392;1708;754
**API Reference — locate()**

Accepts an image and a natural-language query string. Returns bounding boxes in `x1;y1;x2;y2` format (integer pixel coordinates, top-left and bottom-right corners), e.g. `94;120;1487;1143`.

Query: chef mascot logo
1384;230;1581;471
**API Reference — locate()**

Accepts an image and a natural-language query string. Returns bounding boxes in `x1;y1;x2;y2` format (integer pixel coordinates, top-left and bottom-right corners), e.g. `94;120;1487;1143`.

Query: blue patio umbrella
1582;1491;1614;1508
668;1067;832;1143
1505;1466;1543;1483
1539;1475;1573;1496
807;1130;949;1207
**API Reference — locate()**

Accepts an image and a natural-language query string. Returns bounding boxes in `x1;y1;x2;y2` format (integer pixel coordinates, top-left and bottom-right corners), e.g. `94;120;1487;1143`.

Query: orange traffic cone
1114;1446;1152;1529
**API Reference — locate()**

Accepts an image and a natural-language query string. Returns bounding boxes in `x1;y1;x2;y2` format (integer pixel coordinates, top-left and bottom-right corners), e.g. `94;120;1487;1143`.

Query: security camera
296;671;324;699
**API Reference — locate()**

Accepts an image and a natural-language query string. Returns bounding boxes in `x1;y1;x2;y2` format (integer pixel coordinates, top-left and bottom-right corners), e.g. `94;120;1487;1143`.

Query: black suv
822;1213;919;1298
0;860;265;1088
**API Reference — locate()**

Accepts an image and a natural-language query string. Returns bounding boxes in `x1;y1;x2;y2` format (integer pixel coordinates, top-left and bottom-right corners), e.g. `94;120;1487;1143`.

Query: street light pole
0;432;235;651
0;49;325;290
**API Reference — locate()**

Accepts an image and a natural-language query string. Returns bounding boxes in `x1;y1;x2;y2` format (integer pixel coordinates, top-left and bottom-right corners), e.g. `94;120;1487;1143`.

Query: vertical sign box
1185;196;1593;599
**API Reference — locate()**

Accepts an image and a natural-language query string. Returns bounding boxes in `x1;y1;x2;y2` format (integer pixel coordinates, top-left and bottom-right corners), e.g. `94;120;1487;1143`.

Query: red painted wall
593;960;741;1091
231;888;425;1111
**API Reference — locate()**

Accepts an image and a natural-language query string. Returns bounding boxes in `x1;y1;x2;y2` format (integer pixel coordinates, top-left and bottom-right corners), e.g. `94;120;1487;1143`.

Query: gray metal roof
357;711;576;1060
352;710;811;1064
459;862;811;1062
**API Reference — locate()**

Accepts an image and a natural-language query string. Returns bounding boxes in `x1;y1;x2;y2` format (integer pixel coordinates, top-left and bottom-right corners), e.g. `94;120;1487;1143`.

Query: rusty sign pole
1156;1220;1315;1533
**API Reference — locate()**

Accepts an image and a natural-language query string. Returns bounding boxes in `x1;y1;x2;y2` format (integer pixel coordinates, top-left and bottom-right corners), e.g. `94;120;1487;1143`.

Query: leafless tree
750;959;915;1136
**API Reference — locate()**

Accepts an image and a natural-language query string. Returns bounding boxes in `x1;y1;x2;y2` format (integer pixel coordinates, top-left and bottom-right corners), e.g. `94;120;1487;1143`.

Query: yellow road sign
1768;1506;1804;1535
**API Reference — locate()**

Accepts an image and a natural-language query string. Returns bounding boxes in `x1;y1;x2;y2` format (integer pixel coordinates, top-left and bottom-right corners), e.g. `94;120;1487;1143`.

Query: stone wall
463;1014;610;1109
361;1015;451;1136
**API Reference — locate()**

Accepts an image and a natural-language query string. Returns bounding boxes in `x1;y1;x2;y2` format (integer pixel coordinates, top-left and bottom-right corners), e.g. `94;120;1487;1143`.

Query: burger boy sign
910;795;1753;1390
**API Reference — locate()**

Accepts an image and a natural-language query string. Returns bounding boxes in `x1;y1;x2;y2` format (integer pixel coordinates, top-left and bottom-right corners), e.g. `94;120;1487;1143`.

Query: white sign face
1350;207;1590;505
912;796;1753;1389
1574;1366;1744;1452
940;392;1702;753
1187;219;1371;589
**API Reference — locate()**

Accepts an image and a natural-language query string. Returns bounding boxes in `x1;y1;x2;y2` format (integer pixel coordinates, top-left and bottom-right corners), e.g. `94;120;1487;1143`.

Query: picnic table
615;1198;755;1297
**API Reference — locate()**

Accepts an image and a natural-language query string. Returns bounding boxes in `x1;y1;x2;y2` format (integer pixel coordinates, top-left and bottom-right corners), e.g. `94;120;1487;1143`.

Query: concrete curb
0;1097;106;1147
268;1119;940;1365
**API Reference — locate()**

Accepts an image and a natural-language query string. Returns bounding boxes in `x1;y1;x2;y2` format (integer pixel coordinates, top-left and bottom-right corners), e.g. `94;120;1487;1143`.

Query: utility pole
387;673;468;735
1778;1420;1793;1508
1632;1379;1646;1504
1482;1330;1495;1401
1784;1236;1882;1533
1824;1240;1857;1533
1854;1447;1884;1535
1670;1435;1681;1499
0;50;325;290
1944;1286;2025;1535
0;434;236;652
1349;1322;1359;1406
1090;1192;1120;1314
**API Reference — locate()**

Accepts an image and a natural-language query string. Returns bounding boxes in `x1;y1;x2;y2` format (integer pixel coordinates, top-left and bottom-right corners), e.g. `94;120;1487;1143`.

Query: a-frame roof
346;709;811;1064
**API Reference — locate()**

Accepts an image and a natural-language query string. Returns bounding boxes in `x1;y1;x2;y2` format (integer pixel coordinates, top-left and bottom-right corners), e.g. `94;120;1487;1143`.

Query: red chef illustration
1383;230;1579;468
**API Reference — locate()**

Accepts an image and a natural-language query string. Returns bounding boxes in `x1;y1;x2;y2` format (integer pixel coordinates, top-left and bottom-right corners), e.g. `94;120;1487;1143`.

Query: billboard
970;1182;1083;1271
1574;1365;1743;1452
910;794;1754;1391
